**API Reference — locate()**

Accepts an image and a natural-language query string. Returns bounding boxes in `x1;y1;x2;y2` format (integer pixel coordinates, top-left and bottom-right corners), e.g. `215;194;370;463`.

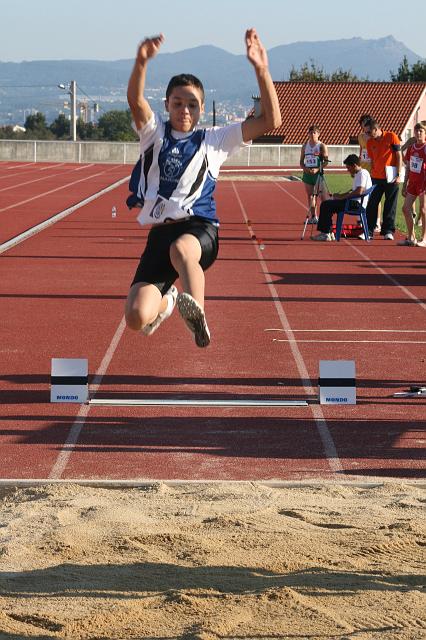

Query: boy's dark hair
166;74;205;102
359;113;372;125
308;124;320;133
343;154;360;166
364;118;380;130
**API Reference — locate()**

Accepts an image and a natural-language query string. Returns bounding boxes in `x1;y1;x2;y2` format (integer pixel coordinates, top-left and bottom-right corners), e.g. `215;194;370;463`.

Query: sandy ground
0;481;425;640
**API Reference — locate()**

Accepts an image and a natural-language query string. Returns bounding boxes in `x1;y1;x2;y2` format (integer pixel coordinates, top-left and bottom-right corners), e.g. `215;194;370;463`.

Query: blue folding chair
335;184;376;242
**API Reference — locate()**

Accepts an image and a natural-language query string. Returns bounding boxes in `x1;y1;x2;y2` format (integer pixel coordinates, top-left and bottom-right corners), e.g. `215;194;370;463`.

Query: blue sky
2;0;426;61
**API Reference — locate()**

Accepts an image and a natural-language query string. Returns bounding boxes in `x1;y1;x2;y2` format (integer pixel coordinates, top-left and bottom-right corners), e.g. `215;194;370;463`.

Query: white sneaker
359;232;372;240
177;293;210;348
142;285;178;336
311;232;334;242
384;232;394;240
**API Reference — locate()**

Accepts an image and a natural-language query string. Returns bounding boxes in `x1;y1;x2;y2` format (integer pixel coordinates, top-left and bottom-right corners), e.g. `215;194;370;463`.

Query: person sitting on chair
311;154;372;241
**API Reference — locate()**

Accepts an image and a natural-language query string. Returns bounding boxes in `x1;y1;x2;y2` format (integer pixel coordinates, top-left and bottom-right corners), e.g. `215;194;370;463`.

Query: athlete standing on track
125;29;281;347
399;122;426;247
300;125;329;224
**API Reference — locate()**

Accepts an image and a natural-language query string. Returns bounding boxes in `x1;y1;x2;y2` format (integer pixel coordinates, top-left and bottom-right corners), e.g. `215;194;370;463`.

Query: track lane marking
0;164;98;193
232;181;343;474
0;175;129;254
49;317;127;479
275;181;426;312
0;165;126;213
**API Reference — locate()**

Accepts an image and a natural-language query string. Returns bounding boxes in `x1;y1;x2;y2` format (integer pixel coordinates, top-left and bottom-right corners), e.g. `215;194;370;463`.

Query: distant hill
0;35;423;119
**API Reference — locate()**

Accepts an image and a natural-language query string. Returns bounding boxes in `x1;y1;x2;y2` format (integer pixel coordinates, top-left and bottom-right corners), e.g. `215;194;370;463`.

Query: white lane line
0;167;124;213
272;339;426;344
266;328;426;333
274;181;426;312
0;164;93;193
349;242;426;312
49;317;127;479
232;182;343;474
0;175;128;254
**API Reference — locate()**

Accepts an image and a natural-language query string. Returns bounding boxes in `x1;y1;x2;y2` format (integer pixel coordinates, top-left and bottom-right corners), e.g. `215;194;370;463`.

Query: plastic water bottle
111;205;117;218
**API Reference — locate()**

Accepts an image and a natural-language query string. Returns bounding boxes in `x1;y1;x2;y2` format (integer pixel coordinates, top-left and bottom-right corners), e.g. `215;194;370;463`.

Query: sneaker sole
177;293;210;348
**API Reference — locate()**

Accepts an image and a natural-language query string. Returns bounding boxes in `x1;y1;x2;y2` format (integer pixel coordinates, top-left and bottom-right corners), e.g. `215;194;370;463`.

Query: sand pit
0;481;425;639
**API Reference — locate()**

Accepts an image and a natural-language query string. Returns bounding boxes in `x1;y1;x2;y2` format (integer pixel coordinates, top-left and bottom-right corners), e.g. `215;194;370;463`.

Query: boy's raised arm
127;34;164;130
241;29;281;143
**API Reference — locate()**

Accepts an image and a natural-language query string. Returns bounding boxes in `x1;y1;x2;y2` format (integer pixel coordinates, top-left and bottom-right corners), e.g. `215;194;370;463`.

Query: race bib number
410;156;423;174
304;154;319;168
137;195;190;226
361;149;370;162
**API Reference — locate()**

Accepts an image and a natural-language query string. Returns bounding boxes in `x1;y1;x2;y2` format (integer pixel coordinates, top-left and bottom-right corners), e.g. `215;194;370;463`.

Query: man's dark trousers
317;199;359;233
366;178;398;236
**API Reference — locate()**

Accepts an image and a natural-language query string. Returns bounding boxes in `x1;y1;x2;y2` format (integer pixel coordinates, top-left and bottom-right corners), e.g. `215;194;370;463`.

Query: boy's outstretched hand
245;28;268;70
136;34;165;64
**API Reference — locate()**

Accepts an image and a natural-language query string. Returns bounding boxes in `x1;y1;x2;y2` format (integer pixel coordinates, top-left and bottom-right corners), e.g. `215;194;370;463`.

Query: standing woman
300;125;329;223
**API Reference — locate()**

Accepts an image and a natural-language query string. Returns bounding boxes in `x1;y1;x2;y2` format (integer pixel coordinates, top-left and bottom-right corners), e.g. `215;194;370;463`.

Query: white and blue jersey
128;112;247;226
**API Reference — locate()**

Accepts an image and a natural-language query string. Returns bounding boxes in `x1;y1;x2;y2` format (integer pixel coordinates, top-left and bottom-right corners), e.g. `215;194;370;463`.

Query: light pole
58;81;77;141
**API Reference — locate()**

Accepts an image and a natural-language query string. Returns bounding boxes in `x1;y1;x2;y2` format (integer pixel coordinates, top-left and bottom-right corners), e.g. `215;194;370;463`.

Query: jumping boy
125;29;281;347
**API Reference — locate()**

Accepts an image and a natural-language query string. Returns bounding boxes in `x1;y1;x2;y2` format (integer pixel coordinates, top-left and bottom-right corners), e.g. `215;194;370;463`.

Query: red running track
1;164;425;481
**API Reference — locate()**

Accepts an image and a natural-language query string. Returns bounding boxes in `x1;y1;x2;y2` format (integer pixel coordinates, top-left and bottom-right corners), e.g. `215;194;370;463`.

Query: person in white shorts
125;29;281;347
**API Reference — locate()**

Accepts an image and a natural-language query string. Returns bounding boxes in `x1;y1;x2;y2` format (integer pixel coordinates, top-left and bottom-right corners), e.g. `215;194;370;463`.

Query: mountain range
0;35;424;122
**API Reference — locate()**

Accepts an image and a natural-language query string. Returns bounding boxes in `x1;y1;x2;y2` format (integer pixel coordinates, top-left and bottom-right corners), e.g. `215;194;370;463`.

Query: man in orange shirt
364;119;403;240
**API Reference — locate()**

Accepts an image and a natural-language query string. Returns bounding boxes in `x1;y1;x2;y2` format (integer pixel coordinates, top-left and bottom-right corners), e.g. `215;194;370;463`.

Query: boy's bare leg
125;282;164;331
419;194;426;243
169;234;205;307
170;234;210;347
402;194;416;242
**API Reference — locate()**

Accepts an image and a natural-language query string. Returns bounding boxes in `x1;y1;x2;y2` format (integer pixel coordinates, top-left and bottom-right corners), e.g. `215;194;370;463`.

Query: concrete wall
0;139;358;167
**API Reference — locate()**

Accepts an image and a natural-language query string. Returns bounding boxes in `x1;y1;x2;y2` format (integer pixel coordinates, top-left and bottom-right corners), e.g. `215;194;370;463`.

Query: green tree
391;56;426;81
410;59;426;81
391;55;412;81
96;109;137;141
330;68;361;82
77;119;98;140
50;113;70;139
289;60;362;82
289;60;327;82
25;112;48;131
24;111;53;139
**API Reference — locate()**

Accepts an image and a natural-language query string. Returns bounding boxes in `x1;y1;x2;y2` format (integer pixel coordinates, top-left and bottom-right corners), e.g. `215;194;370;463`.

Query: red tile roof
266;82;426;144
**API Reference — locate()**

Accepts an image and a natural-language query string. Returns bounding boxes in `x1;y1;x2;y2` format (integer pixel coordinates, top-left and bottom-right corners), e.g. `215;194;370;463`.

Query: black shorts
131;216;219;295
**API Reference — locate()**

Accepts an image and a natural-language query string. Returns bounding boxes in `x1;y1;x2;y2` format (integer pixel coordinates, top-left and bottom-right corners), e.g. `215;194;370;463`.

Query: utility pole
58;81;77;141
70;80;77;142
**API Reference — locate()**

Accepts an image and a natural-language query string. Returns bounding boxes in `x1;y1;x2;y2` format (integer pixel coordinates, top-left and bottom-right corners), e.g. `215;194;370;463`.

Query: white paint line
0;175;128;254
0;163;95;193
275;180;426;313
0;166;125;213
49;317;127;479
273;339;426;344
40;163;65;171
266;328;426;333
89;398;308;407
349;242;426;312
5;479;426;488
232;182;342;473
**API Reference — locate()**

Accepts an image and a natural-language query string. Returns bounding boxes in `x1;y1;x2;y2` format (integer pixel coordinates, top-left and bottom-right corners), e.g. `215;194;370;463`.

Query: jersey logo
163;155;183;181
